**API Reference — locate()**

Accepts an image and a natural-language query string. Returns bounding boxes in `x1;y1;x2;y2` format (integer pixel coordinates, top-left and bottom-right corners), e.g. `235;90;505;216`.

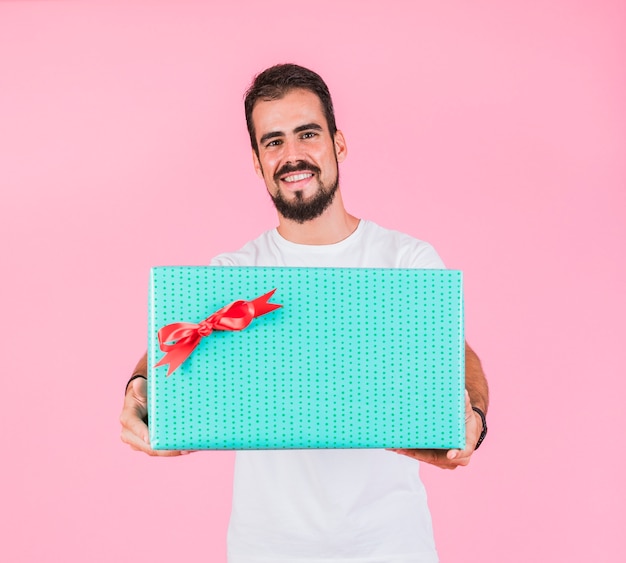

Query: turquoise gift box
148;267;465;450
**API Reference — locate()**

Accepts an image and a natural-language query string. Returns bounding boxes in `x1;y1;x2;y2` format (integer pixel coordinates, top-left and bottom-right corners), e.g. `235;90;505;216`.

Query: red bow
154;289;281;376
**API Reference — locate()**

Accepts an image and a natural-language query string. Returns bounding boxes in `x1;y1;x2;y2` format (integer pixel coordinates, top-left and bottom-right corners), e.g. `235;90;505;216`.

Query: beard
269;160;339;224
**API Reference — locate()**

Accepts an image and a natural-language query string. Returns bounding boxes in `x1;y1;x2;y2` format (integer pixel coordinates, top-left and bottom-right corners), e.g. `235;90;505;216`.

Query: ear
252;149;264;180
334;130;348;163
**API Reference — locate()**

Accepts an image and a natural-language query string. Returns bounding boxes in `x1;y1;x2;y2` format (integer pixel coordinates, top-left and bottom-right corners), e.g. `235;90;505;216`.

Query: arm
465;341;489;414
392;341;489;469
119;352;189;457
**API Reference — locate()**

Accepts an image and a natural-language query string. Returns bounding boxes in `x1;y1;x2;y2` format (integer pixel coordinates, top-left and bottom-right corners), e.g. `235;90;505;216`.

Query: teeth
284;173;313;183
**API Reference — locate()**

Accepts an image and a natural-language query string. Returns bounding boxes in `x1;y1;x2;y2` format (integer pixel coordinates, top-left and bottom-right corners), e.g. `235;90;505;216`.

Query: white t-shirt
211;220;445;563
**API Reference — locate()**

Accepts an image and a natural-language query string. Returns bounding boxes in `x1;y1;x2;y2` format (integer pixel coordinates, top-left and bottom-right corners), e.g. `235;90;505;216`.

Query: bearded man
120;63;489;563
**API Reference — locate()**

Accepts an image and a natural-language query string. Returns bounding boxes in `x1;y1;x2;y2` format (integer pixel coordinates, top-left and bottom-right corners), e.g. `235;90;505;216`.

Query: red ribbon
155;289;282;376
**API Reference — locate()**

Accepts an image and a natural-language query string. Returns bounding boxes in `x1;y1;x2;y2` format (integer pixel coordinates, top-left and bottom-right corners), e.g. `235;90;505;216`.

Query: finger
392;447;471;470
388;391;477;470
124;412;150;444
120;427;188;457
120;426;149;452
120;409;187;456
120;381;190;457
393;448;448;466
120;384;149;440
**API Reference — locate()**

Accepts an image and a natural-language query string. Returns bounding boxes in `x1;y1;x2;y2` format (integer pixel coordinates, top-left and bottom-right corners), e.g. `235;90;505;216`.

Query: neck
276;189;360;245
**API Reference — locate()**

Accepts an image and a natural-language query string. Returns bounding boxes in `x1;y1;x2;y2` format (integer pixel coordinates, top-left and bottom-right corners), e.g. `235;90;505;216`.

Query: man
120;64;489;563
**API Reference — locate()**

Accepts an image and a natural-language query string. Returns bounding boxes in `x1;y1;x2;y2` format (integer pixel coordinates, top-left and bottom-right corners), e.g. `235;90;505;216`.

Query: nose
282;136;304;164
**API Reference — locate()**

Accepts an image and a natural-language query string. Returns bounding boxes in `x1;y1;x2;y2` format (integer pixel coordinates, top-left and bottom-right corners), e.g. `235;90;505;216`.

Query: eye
301;131;317;139
265;139;282;148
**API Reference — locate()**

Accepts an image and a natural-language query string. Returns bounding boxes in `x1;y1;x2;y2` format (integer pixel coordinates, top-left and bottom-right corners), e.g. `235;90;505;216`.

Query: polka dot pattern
148;267;465;450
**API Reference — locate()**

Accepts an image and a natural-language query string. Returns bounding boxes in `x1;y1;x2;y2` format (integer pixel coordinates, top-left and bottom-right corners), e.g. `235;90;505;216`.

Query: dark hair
244;63;338;155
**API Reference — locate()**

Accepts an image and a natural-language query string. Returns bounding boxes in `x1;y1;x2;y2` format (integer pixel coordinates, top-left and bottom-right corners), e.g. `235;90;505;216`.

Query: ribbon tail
155;338;201;376
250;288;282;317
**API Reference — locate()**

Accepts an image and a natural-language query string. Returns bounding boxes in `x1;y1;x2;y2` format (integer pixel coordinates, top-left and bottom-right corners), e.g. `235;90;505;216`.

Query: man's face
251;88;347;223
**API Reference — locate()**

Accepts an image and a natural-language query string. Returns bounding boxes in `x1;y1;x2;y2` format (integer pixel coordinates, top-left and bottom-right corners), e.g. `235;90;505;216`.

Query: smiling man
120;64;489;563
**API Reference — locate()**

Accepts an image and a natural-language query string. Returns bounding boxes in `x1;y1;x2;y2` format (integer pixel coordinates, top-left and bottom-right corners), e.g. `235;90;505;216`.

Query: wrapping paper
148;266;465;450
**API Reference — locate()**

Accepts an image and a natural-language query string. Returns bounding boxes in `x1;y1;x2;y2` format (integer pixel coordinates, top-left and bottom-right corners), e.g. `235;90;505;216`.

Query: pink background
1;1;624;561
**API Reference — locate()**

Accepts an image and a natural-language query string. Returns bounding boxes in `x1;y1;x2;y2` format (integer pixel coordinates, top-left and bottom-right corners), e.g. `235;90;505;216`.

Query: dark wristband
472;406;488;450
125;374;147;394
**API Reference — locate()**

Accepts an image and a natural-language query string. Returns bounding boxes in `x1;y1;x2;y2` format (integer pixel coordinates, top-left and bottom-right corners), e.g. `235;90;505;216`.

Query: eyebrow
259;123;323;146
294;123;323;134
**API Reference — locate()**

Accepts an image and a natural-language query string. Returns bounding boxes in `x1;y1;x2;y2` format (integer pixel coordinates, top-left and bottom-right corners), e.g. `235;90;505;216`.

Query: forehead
251;89;326;139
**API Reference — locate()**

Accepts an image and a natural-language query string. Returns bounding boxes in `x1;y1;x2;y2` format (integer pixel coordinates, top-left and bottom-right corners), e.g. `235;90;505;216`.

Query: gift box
148;267;465;450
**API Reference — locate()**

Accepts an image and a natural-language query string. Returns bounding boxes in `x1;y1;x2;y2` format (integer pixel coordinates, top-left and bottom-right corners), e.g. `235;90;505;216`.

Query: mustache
274;161;321;182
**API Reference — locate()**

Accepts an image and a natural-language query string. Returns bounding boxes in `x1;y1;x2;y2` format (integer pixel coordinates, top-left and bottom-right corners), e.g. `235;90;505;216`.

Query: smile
283;173;314;183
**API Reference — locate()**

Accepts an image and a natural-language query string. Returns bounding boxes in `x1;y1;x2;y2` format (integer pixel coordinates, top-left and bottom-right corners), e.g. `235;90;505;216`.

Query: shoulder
210;230;275;266
360;220;446;269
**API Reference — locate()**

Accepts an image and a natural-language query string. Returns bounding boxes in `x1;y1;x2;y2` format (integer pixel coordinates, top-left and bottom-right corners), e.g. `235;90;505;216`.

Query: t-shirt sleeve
399;239;446;270
210;253;237;266
407;241;446;269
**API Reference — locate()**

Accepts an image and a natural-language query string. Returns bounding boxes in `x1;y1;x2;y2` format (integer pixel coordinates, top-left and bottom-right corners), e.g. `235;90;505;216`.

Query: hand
119;376;190;457
390;391;482;470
